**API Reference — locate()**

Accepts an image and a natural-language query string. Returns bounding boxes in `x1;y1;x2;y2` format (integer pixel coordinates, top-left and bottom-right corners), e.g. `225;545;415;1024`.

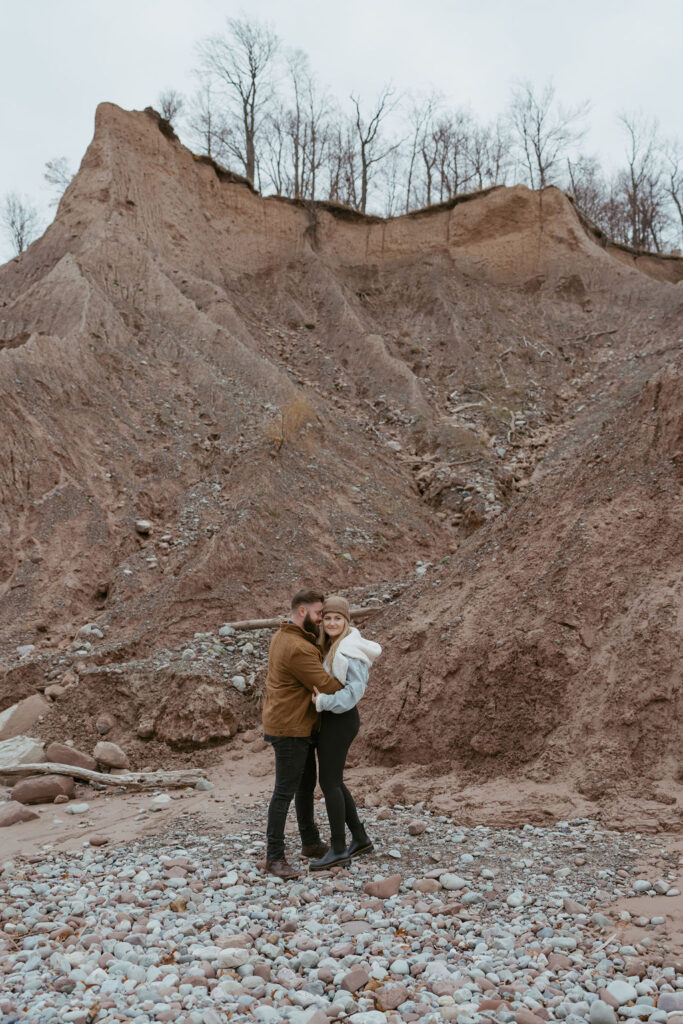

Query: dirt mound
360;354;682;801
0;103;681;807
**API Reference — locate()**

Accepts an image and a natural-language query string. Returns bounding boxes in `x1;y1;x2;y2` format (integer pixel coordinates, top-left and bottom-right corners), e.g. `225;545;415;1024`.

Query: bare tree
261;51;332;200
43;157;73;207
350;87;400;214
1;193;41;255
327;116;359;208
261;105;288;194
566;154;608;227
469;119;512;190
185;78;231;162
197;16;279;185
412;107;475;206
617;113;667;250
404;92;440;211
508;80;589;189
662;140;683;244
418;116;441;208
381;147;406;217
437;110;477;200
284;50;331;200
158;89;184;127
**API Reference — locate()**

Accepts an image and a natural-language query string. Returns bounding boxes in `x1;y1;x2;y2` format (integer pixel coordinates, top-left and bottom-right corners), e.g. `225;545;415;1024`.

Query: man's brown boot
265;859;299;880
301;841;329;859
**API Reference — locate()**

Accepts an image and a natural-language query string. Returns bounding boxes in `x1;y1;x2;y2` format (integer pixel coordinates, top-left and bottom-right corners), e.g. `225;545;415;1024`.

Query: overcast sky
1;0;681;262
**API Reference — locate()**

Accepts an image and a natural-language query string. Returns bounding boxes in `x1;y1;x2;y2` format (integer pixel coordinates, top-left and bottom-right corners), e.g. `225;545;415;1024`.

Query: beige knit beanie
321;594;351;620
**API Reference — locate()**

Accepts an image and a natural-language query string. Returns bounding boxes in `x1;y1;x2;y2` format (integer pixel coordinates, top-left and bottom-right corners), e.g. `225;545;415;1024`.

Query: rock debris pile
0;806;680;1024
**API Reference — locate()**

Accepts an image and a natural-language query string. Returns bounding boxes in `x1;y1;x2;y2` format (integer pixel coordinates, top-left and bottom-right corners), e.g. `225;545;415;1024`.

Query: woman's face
323;612;346;638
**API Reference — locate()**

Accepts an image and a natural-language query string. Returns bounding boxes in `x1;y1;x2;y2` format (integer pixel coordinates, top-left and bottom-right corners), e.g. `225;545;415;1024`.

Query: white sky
1;0;681;262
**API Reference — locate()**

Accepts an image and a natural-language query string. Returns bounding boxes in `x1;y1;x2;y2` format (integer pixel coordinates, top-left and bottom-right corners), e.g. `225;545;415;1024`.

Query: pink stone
515;1011;547;1024
340;966;370;992
303;1013;328;1024
11;774;74;805
598;988;620;1008
0;801;39;826
407;820;427;835
563;897;589;915
375;983;409;1009
364;874;401;899
659;995;683;1013
413;877;441;893
46;742;97;772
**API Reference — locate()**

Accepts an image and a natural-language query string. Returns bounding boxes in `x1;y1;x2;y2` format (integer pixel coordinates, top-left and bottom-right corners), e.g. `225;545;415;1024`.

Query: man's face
302;601;324;634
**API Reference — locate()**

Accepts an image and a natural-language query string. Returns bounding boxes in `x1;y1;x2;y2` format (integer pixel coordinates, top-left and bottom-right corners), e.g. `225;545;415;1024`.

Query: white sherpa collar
325;627;382;683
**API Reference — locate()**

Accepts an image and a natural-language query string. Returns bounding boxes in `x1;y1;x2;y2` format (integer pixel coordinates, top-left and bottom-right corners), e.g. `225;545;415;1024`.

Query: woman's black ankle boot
309;843;350;871
347;825;374;858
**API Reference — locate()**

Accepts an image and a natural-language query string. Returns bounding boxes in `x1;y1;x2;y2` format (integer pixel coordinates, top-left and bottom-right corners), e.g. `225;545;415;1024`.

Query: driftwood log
225;605;381;631
0;763;207;790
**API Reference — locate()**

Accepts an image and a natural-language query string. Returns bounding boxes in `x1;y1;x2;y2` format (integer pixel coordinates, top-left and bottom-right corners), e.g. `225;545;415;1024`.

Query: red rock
429;980;456;996
598;988;619;1008
376;983;409;1009
364;874;401;899
563;897;589;914
479;999;504;1010
659;994;683;1013
340;966;370;992
46;742;97;772
53;977;76;993
408;820;427;835
253;964;271;981
0;801;40;826
0;694;49;740
515;1011;547;1024
183;974;209;988
93;741;129;769
96;713;116;735
303;1013;328;1024
413;877;441;893
330;942;354;958
11;774;74;804
547;953;573;972
89;836;109;846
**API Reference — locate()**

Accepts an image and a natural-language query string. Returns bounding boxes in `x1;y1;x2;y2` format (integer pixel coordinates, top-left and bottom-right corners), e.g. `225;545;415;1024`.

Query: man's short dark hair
291;588;324;611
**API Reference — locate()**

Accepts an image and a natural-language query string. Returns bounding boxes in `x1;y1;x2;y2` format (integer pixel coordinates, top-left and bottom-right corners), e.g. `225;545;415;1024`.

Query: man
262;588;343;879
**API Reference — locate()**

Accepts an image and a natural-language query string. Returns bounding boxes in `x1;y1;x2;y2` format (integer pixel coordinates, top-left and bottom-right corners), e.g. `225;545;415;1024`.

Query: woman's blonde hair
319;618;352;671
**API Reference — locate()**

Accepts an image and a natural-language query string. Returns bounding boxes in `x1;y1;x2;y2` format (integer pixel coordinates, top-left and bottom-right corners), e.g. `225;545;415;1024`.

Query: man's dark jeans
264;734;321;862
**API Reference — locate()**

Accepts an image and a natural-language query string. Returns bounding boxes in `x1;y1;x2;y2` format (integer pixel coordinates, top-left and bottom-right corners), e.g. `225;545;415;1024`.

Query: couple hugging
262;589;382;879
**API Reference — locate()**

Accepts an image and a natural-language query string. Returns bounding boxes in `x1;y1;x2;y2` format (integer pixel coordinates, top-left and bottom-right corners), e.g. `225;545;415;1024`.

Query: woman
309;594;382;871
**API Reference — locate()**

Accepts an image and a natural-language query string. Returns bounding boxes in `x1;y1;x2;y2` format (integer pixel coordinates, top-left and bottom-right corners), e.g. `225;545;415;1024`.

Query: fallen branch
0;763;207;790
569;328;618;343
451;402;483;414
463;386;494;404
589;932;618;956
225;605;382;631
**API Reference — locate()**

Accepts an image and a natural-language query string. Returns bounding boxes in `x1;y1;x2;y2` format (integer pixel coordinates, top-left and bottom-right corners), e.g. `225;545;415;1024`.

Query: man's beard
303;614;318;636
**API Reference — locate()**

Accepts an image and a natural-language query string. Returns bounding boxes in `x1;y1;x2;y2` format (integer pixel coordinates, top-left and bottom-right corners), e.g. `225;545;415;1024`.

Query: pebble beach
1;803;681;1024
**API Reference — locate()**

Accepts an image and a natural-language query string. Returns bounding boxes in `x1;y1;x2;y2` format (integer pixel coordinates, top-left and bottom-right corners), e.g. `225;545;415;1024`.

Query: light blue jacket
315;658;369;714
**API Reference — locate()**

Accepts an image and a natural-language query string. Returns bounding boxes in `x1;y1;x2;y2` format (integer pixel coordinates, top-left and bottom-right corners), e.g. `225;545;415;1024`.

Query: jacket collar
280;621;319;645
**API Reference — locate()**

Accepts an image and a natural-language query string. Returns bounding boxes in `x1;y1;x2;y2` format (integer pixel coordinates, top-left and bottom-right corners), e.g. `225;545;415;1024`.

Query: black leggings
317;707;363;851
